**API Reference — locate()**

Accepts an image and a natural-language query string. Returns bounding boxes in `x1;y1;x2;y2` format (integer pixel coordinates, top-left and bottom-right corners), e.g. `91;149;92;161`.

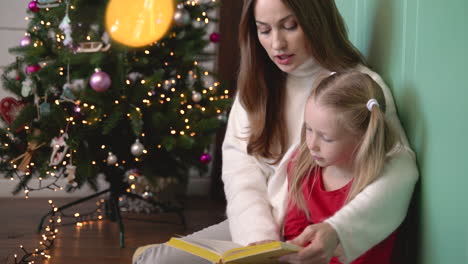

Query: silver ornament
192;91;202;103
131;139;144;156
107;152;118;165
173;9;191;26
217;112;228;122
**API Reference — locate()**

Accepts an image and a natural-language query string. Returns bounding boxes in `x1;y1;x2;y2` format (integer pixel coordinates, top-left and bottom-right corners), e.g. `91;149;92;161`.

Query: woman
134;0;418;263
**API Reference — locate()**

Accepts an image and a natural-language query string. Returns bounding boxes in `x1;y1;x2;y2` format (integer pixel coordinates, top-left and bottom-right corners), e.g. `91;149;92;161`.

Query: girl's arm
221;98;281;245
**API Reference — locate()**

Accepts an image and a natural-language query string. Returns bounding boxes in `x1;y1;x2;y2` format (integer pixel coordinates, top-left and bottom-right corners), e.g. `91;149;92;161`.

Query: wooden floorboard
0;196;226;264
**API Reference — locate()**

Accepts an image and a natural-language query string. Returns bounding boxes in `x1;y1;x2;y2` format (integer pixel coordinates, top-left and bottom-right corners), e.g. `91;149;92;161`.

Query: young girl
282;71;402;264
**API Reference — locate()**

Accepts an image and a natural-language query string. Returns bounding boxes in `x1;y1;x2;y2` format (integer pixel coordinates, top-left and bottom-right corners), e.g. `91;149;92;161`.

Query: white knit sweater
221;59;419;263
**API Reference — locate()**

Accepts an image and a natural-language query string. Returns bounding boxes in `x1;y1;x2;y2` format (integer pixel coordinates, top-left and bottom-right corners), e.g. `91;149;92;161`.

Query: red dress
283;166;398;264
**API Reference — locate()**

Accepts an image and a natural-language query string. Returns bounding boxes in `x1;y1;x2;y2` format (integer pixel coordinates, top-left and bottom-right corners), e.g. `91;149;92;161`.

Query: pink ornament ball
20;36;32;47
28;1;39;12
209;32;220;43
200;153;212;164
26;64;41;74
89;70;111;92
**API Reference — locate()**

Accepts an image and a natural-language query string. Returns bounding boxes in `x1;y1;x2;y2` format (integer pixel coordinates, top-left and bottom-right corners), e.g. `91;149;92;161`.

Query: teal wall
336;0;468;263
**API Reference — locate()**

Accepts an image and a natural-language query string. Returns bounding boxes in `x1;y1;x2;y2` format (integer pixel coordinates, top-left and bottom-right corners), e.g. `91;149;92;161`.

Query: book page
223;241;302;263
181;237;242;255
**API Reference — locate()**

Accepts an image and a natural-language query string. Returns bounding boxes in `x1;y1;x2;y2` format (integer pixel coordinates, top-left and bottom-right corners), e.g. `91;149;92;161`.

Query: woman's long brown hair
237;0;365;163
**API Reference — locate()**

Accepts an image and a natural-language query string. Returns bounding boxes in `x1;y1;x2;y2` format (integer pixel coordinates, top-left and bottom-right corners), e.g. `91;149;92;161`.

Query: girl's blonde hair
237;0;364;164
288;71;401;218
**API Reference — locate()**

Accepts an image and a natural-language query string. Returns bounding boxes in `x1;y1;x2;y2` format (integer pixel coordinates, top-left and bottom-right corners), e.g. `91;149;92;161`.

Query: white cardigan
221;59;419;263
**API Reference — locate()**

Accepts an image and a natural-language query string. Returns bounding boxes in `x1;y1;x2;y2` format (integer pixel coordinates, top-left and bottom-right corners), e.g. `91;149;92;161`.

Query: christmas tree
0;0;231;199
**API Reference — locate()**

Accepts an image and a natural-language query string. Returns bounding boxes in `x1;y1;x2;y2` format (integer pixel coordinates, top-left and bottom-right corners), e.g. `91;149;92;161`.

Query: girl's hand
278;222;339;264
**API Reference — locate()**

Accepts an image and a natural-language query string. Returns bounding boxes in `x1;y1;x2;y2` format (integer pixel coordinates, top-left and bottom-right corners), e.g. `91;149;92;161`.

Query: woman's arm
222;98;281;245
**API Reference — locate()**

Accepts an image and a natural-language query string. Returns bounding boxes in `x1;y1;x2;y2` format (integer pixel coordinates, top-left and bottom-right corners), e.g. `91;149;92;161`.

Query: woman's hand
279;222;339;264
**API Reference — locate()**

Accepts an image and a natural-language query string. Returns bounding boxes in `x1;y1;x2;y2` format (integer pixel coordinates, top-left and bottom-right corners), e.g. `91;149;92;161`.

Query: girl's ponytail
350;100;387;202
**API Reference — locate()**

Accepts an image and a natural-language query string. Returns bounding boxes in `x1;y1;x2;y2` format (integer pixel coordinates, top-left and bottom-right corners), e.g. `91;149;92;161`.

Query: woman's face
254;0;313;73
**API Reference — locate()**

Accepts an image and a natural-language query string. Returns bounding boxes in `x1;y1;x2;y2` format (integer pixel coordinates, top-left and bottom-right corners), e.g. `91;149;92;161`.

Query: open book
166;237;302;264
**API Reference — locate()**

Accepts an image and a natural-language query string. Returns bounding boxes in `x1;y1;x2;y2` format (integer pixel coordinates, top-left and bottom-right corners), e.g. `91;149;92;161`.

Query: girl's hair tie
366;98;379;111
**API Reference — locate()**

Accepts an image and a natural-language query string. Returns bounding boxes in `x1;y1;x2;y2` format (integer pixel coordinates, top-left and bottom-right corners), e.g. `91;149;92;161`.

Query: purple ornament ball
209;32;220;43
200;153;212;164
20;36;32;47
28;1;39;12
73;105;81;113
89;70;111;92
25;64;41;74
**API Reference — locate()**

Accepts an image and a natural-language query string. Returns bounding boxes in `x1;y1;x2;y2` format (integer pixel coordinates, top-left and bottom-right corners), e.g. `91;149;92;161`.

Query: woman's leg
133;219;230;264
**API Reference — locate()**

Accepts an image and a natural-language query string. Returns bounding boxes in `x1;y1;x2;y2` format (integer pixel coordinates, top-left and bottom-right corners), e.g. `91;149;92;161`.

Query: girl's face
304;98;360;169
254;0;313;73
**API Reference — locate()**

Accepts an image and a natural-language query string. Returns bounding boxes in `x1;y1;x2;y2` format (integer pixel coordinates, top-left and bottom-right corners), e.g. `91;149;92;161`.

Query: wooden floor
0;196;226;264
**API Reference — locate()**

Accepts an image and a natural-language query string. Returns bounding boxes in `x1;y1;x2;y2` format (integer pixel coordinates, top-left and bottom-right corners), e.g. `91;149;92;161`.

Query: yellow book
165;237;302;264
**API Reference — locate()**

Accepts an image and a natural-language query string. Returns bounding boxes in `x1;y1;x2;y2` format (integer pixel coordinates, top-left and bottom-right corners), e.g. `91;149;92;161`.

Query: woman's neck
288;57;322;78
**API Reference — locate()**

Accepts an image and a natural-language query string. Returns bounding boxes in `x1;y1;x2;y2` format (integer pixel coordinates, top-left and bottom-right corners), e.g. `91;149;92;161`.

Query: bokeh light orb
105;0;175;47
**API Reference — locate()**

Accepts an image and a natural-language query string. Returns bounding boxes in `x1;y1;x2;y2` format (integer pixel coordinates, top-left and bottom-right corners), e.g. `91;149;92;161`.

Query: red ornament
25;64;41;74
200;153;212;164
209;32;220;43
0;97;25;125
28;1;39;12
